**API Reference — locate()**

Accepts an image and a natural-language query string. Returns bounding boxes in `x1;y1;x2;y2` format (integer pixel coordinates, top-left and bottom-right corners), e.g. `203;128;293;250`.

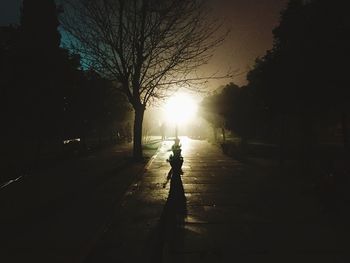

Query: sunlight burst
164;93;198;125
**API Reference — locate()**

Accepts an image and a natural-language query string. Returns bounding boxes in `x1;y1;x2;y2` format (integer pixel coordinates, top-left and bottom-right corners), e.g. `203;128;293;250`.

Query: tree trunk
341;111;348;150
299;112;313;176
133;107;145;160
221;127;226;142
213;126;217;142
279;114;286;166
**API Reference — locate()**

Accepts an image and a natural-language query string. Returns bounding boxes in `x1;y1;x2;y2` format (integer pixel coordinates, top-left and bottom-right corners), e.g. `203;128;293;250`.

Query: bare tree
61;0;227;159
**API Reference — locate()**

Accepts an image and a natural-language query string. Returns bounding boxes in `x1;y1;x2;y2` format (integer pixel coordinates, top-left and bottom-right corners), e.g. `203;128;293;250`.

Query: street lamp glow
164;93;198;125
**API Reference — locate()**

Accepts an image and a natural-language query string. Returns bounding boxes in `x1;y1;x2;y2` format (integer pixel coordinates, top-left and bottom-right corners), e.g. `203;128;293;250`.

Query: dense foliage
204;0;349;146
0;0;130;182
201;0;349;169
200;83;256;141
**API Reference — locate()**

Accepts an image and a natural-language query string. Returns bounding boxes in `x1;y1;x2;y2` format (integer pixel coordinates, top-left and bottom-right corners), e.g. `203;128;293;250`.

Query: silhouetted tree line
200;83;257;143
202;0;350;168
0;0;130;181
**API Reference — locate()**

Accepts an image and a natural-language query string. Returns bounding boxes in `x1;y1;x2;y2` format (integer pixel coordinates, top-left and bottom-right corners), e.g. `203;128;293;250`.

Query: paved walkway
1;143;150;263
86;137;350;263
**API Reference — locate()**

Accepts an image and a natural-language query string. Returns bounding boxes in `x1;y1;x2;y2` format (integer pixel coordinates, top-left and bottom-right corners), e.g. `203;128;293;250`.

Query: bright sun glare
164;93;198;125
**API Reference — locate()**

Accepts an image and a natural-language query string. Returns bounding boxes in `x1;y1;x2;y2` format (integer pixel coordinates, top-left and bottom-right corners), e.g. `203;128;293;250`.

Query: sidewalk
0;142;156;263
86;137;349;263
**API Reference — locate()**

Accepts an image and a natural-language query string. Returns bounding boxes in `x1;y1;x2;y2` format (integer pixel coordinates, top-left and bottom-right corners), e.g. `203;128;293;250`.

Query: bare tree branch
61;0;228;106
60;0;229;158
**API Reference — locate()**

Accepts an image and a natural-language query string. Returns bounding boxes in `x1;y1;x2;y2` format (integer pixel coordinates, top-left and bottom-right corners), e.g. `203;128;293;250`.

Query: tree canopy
245;0;350;155
248;0;350;116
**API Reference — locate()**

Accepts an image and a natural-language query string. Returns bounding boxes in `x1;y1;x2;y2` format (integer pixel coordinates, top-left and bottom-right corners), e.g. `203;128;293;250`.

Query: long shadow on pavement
151;168;187;263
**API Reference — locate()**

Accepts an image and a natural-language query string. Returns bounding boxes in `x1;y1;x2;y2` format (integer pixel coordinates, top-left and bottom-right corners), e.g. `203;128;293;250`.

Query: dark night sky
0;0;288;87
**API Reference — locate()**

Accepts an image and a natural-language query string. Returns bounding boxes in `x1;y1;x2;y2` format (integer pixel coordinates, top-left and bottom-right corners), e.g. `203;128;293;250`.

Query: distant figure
160;122;166;140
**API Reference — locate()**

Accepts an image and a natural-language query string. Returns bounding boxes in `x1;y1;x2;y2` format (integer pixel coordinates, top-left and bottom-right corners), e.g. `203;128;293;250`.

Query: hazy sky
206;0;288;87
0;0;288;88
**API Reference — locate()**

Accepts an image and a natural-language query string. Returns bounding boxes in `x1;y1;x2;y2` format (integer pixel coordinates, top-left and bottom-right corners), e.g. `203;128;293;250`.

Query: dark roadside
222;140;350;237
0;139;161;263
221;140;350;204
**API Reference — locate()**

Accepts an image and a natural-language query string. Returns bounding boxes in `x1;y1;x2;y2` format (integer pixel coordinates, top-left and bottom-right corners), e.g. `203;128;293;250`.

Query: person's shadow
151;168;187;262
